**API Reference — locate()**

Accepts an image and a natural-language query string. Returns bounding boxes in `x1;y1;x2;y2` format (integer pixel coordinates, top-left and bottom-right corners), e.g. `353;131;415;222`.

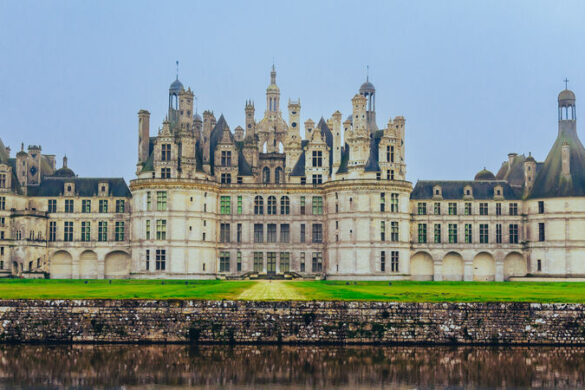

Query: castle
0;67;583;281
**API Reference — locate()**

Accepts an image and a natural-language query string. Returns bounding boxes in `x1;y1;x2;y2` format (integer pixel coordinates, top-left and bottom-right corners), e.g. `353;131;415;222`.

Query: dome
169;78;184;94
558;89;576;103
53;167;75;178
525;155;536;163
193;112;202;122
474;168;496;181
359;80;375;94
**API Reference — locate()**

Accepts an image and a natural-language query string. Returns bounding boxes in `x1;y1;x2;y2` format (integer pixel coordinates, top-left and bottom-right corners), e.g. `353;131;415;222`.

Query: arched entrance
50;251;72;279
104;251;131;279
473;252;495;281
504;252;527;280
410;252;434;281
79;250;98;279
442;252;463;281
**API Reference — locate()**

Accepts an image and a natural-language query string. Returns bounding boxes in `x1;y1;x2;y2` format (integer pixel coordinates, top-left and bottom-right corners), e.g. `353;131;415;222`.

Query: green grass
0;279;584;302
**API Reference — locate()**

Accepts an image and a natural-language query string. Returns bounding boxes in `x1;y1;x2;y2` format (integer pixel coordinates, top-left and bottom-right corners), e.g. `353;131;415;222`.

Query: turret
265;65;280;115
138;110;150;165
558;87;577;136
523;153;537;193
27;145;41;185
245;100;255;139
288;99;301;138
330;111;343;172
178;88;194;132
346;94;370;169
16;143;28;188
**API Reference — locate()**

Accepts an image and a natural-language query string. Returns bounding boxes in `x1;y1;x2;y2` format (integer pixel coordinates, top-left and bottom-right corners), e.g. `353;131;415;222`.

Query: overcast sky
1;0;584;183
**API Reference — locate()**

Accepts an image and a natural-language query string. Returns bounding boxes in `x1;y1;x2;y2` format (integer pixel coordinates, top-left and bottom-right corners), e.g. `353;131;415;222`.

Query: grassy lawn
0;279;584;302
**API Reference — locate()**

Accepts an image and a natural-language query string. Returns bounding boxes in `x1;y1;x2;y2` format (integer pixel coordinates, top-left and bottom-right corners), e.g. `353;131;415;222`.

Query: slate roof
495;154;529;189
410;180;521;200
365;130;384;172
26;177;132;197
290;141;308;176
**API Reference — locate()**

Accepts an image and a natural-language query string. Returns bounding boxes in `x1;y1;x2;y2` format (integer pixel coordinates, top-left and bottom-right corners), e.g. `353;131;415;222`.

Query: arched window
267;196;277;215
263;167;270;183
275;167;283;184
254;196;264;215
280;196;290;215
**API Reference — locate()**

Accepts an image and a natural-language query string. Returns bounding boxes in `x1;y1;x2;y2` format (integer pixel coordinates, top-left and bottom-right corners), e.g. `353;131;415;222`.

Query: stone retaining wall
0;300;584;344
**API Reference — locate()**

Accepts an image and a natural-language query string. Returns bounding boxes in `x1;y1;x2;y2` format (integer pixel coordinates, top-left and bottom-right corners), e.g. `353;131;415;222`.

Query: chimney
561;142;571;179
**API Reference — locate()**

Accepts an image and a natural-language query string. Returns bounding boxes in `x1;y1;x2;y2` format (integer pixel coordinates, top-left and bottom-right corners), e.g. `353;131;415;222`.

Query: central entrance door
267;252;277;274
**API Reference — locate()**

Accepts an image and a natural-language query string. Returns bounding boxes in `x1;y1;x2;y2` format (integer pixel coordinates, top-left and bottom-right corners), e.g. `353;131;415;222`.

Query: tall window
312;150;323;167
434;202;441;215
254;196;264;215
253;252;263;272
237;251;242;272
496;224;502;243
146;192;152;211
65;199;74;213
312;224;323;243
391;193;399;212
81;221;91;242
146;220;151;240
275;167;283;184
161;144;171;161
99;199;108;213
464;202;472;215
448;203;457;215
496;203;502;216
280;196;290;215
509;203;518;216
300;252;306;272
380;193;385;212
221;173;231;184
391;221;399;242
254;224;263;243
49;221;56;242
48;199;57;213
220;196;231;214
267;252;276;273
267;196;277;215
391;251;399;272
312;196;323;215
464;224;472;243
479;203;488;215
115;222;125;241
380;221;386;241
64;221;73;242
417;202;427;215
538;201;544;214
161;168;171;179
538;222;545;242
221;150;232;166
0;174;5;188
156;219;167;240
237;223;242;243
219;252;230;272
480;224;489;243
448;224;458;243
82;200;91;213
237;195;243;214
312;252;323;272
98;221;108;242
267;224;277;243
300;224;306;243
312;174;322;184
116;199;125;213
380;251;386;272
280;224;290;243
418;223;427;243
509;224;519;244
300;196;306;215
220;223;230;243
262;167;270;183
157;191;167;211
145;250;150;271
434;224;441;243
280;252;290;272
155;249;166;271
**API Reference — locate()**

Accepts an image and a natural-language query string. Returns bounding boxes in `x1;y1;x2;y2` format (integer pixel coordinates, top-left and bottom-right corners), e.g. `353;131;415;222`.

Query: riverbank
1;299;584;345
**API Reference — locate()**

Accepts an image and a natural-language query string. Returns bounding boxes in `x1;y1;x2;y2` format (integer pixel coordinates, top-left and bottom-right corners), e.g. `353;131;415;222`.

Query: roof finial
366;65;369;82
176;60;179;80
20;142;24;152
564;77;569;90
194;95;198;115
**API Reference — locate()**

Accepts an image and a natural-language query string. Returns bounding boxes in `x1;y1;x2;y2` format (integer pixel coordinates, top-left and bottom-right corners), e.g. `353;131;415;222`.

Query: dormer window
463;185;473;199
433;185;442;198
98;182;109;197
64;182;75;196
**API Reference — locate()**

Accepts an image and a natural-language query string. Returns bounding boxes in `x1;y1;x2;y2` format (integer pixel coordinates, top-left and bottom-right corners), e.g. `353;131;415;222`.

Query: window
538;222;545;241
267;196;277;215
253;252;263;272
280;224;290;243
509;203;518;216
115;222;125;241
146;220;151;240
237;176;243;184
380;251;386;272
267;224;277;243
312;224;323;243
221;150;232;167
380;221;386;241
220;223;230;243
221;173;231;184
237;223;242;243
464;224;472;243
509;224;519;244
387;145;394;162
146;192;152;211
538;201;544;214
479;203;488;215
254;196;264;215
0;197;4;211
280;252;290;273
312;150;323;167
496;203;502;216
376;172;381;180
161;144;171;161
48;199;57;213
434;224;441;243
300;224;306;243
157;191;167;211
254;224;263;243
263;167;270;183
220;196;231;214
267;252;277;273
237;251;242;272
155;249;166;271
65;199;74;213
380;193;385;212
391;221;399;242
237;196;243;214
312;252;323;273
496;224;502;243
312;174;323;185
464;202;472;215
275;167;283;184
417;202;427;215
387;170;394;180
300;177;306;185
161;168;171;179
116;200;125;213
300;252;306;272
312;196;323;215
391;251;399;272
480;224;489;243
448;202;457;215
448;224;458;243
98;222;108;241
280;196;290;215
99;199;108;213
81;221;91;242
49;221;56;242
146;250;150;271
537;259;542;272
82;200;91;213
434;202;441;215
300;196;306;214
418;223;427;243
64;221;73;242
220;252;230;272
391;193;399;212
0;174;5;188
156;220;167;240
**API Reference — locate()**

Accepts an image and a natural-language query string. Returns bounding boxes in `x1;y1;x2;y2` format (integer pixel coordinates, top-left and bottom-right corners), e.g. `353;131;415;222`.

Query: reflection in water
0;344;584;389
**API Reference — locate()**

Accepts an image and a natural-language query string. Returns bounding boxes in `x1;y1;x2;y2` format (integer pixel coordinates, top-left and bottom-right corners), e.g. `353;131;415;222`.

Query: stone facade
1;299;585;344
0;68;583;280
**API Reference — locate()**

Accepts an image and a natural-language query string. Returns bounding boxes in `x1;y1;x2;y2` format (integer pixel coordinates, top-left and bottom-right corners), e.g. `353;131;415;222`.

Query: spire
176;60;179;80
270;63;276;85
63;155;68;168
366;65;369;82
564;77;569;90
